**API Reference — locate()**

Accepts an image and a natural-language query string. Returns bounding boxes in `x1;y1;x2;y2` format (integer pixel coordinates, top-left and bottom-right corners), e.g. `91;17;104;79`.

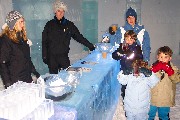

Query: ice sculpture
95;43;113;58
0;81;54;120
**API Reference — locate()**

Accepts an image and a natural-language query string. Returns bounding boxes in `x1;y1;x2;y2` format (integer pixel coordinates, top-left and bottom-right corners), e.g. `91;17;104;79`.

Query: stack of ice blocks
0;81;54;120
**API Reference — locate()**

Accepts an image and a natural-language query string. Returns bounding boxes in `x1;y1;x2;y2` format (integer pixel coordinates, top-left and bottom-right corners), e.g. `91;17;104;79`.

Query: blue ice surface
50;50;121;120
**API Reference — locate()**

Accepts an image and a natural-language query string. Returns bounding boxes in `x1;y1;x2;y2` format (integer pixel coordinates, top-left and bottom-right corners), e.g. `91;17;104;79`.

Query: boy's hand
117;43;124;54
151;61;163;73
161;63;174;76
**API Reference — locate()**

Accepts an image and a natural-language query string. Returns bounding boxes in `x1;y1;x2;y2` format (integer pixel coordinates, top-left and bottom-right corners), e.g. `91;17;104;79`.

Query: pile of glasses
0;81;54;120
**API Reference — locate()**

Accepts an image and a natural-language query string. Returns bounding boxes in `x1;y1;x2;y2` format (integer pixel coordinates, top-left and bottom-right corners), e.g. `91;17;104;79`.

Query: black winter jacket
42;16;95;62
0;35;40;88
112;42;143;71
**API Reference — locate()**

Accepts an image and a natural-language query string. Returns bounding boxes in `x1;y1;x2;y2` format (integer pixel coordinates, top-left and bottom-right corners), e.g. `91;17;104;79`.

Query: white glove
117;52;123;57
37;76;45;86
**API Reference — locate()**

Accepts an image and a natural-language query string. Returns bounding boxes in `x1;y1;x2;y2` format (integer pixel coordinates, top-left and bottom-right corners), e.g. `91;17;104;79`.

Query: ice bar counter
49;47;121;120
0;46;121;120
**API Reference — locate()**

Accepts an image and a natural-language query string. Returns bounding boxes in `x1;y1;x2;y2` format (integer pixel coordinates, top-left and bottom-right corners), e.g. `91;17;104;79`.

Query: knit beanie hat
53;0;67;13
5;10;23;30
126;7;137;20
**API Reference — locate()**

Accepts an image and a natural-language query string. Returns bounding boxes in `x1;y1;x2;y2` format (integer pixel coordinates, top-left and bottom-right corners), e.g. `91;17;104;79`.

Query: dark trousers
121;84;127;100
48;54;70;74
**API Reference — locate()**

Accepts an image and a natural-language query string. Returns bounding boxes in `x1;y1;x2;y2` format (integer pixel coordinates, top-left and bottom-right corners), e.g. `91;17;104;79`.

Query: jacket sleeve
112;49;121;60
147;72;160;88
142;30;151;62
169;69;180;84
71;22;95;50
0;39;12;87
126;45;143;60
136;45;143;59
112;44;124;60
42;22;49;60
109;27;122;45
117;70;128;85
30;58;40;78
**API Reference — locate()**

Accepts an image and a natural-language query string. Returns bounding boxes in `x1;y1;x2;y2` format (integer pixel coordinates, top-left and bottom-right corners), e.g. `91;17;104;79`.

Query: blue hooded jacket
112;42;143;71
110;22;151;62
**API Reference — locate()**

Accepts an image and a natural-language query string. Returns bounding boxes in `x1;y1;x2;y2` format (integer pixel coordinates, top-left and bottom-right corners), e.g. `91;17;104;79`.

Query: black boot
121;85;127;100
159;113;170;120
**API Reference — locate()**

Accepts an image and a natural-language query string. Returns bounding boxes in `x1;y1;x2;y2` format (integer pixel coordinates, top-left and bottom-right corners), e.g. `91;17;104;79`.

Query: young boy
112;30;143;99
148;46;180;120
117;60;159;120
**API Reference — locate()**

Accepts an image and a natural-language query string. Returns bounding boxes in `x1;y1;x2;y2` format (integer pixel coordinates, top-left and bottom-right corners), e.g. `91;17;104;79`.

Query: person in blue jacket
110;7;151;63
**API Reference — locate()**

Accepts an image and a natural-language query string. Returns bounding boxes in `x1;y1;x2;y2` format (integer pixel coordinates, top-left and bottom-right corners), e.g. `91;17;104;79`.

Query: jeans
148;105;170;120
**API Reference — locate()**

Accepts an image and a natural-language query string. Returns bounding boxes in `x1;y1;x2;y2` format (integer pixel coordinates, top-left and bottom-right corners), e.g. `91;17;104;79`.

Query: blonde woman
0;11;40;88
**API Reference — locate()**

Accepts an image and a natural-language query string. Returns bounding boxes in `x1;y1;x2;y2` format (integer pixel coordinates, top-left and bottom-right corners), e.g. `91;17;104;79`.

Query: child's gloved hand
117;43;124;54
151;61;163;73
139;67;152;77
161;63;174;76
122;67;133;75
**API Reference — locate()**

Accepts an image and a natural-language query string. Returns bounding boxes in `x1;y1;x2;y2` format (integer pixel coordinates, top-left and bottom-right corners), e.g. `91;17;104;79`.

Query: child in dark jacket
112;30;143;99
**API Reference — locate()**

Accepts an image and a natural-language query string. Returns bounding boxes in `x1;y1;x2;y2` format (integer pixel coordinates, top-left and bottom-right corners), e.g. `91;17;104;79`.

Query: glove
117;43;124;54
36;76;45;85
139;67;152;77
109;26;115;35
161;63;174;76
43;57;48;64
122;67;133;75
151;61;163;73
89;45;95;51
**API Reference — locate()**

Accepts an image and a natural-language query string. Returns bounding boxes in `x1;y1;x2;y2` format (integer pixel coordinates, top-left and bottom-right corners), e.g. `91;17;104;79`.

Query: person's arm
30;58;40;79
109;27;122;45
112;44;124;60
136;45;143;59
0;39;12;88
126;45;143;60
142;30;151;62
42;22;49;64
169;69;180;83
147;72;160;88
71;22;95;51
117;70;129;85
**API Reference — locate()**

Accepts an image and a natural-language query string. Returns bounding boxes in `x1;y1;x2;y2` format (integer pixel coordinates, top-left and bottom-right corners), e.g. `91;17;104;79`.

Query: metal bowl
44;71;80;101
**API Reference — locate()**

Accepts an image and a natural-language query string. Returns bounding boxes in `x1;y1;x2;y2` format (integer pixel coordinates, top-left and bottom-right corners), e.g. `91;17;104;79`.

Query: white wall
98;0;180;67
98;0;126;40
0;0;12;33
141;0;180;65
0;0;180;67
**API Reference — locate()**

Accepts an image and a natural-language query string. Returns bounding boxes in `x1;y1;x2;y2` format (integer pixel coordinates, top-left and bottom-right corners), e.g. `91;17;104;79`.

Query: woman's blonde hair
0;19;28;43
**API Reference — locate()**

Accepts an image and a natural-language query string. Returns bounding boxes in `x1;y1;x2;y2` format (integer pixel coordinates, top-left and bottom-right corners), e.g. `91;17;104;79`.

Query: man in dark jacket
42;0;95;74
